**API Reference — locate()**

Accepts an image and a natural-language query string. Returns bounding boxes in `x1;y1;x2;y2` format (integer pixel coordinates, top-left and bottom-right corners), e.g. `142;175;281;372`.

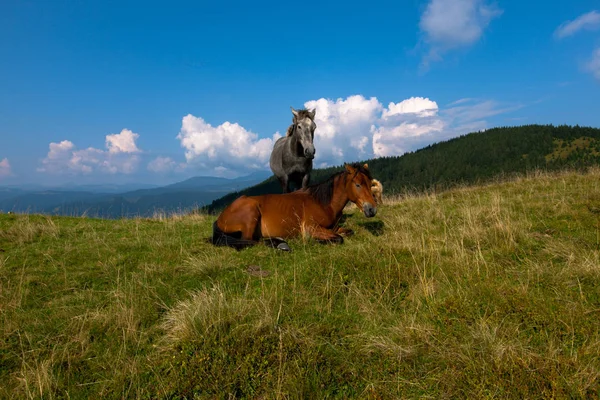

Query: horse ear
344;164;356;174
363;163;369;169
290;106;299;118
308;108;316;119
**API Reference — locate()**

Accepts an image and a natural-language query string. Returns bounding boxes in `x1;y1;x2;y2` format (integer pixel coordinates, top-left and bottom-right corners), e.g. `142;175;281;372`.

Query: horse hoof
276;242;292;252
265;238;292;252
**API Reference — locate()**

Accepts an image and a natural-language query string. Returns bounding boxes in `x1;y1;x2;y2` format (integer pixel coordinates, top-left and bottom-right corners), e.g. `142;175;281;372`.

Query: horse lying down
212;163;377;251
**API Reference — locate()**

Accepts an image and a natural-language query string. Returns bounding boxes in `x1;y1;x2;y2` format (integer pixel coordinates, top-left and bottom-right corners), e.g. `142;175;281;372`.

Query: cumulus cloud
316;96;521;162
382;97;439;119
38;129;142;175
0;158;12;178
176;95;521;176
147;156;179;173
304;95;382;165
176;114;282;175
419;0;502;66
106;129;140;153
554;10;600;39
587;48;600;80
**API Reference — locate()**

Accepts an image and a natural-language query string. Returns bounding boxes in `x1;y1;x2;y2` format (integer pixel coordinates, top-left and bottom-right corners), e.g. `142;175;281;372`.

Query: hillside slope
1;170;599;398
206;124;600;212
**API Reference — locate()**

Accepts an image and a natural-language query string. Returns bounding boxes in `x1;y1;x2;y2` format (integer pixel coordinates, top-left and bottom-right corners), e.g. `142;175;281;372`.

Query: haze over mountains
0;171;270;218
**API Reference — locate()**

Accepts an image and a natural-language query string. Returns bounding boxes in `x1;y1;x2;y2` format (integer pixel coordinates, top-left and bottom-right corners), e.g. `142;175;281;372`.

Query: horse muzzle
362;203;377;218
304;147;315;159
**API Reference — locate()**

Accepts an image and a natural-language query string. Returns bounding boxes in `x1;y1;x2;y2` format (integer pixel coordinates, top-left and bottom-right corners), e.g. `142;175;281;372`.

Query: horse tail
212;221;257;249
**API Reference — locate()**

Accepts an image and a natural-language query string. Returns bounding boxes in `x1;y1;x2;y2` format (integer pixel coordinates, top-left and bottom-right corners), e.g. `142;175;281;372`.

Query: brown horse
212;163;377;250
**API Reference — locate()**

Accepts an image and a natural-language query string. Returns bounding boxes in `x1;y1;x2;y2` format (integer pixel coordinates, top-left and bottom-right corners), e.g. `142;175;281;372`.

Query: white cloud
372;98;515;158
372;119;445;157
586;48;600;80
382;97;439;118
308;96;516;162
554;10;600;39
0;158;12;178
175;95;520;176
442;99;523;122
147;156;178;173
304;95;382;164
106;129;140;153
176;114;281;175
447;97;476;106
38;130;142;175
419;0;502;66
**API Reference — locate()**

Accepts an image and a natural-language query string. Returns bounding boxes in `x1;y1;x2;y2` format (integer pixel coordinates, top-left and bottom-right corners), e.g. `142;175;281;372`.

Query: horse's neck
286;126;298;152
328;174;350;217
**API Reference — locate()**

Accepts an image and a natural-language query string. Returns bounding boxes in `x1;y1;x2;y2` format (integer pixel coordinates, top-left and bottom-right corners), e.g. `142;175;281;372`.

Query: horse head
290;106;316;159
345;163;377;218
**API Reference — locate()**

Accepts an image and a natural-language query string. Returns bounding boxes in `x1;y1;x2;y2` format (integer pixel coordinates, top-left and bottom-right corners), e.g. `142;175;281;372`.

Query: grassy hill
205;124;600;213
1;169;600;398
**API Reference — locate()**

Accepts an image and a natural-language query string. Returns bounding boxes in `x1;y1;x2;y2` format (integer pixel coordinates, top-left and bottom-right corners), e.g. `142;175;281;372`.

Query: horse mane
285;124;294;137
305;163;373;205
286;109;315;137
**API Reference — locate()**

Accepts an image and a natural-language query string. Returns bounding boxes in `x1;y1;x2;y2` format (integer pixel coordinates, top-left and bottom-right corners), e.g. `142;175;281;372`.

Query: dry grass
1;169;600;398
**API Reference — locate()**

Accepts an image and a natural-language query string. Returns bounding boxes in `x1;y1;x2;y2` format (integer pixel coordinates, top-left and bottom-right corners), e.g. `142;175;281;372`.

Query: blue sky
1;0;599;185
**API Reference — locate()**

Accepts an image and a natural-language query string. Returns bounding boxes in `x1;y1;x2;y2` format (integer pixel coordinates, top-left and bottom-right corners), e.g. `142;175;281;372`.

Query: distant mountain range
0;171;271;218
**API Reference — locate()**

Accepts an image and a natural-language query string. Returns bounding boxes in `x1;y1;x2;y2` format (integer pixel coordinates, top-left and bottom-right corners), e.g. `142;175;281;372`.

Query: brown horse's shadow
357;219;385;236
338;213;354;225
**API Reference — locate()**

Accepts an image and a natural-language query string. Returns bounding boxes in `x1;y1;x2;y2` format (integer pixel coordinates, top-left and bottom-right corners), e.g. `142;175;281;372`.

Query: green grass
1;169;600;398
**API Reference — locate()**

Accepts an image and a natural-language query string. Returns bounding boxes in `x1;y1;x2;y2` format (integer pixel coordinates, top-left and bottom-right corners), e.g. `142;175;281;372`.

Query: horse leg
217;197;261;244
307;225;344;244
264;237;292;252
279;176;289;193
240;207;261;241
334;227;355;237
301;173;311;189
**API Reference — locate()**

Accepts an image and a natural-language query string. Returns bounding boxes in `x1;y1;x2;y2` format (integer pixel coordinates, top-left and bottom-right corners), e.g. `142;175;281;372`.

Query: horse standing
212;163;377;250
270;107;316;193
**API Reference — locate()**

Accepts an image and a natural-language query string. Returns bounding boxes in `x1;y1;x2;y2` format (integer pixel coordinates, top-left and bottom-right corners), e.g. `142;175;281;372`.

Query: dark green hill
205;124;600;213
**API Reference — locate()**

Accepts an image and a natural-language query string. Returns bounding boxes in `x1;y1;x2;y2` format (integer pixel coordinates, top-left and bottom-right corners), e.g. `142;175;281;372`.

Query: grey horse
269;107;316;193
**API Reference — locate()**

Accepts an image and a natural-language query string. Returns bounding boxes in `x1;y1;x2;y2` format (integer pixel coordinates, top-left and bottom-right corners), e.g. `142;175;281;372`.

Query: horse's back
255;192;314;238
